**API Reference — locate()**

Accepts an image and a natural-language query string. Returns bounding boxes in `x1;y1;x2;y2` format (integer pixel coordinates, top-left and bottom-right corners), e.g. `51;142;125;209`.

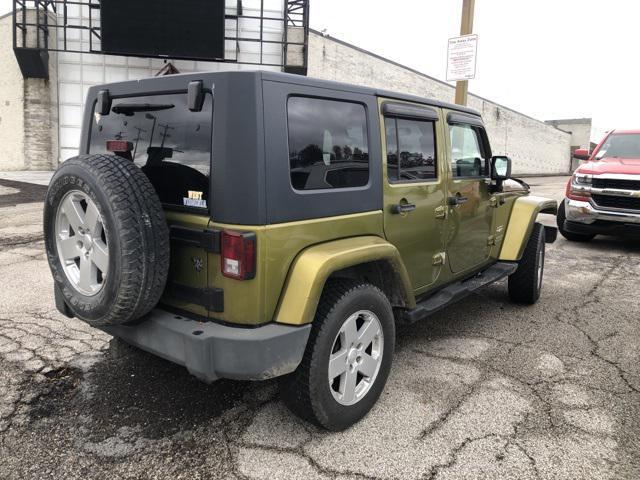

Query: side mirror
572;148;590;161
491;155;512;180
187;80;205;112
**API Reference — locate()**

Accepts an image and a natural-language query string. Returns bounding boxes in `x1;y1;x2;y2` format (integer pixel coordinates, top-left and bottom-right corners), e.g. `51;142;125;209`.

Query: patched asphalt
0;176;639;479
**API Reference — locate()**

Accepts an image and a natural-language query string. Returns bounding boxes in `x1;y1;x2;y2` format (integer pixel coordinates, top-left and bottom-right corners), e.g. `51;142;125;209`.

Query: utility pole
455;0;475;106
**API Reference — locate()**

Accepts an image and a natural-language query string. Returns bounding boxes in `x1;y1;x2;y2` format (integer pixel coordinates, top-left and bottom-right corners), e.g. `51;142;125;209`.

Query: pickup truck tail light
221;230;256;280
566;173;592;201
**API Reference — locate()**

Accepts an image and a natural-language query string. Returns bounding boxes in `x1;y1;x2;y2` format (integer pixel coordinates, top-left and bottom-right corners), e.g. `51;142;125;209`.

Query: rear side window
90;92;213;210
287;97;369;190
385;117;437;182
449;124;488;177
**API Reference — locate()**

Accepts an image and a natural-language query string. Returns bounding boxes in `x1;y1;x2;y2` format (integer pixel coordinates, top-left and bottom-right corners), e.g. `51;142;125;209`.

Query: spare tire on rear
44;154;170;326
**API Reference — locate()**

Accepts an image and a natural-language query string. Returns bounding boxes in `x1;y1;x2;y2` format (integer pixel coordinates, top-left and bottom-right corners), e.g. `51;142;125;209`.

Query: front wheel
281;280;395;431
508;222;545;305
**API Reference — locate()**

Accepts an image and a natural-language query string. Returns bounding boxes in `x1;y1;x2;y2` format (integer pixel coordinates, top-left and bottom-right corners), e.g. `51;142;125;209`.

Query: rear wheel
508;222;545;305
44;154;170;326
281;280;395;431
557;201;595;242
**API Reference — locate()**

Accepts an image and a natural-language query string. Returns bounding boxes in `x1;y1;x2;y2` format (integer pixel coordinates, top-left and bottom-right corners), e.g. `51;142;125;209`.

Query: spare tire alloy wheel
44;154;170;327
55;190;109;296
329;310;384;406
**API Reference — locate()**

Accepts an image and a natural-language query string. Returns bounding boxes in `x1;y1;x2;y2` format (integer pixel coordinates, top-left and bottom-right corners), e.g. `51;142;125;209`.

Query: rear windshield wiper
112;103;175;116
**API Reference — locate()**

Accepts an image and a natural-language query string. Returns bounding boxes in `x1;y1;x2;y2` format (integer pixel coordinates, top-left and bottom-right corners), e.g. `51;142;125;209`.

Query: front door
445;119;494;274
381;101;447;292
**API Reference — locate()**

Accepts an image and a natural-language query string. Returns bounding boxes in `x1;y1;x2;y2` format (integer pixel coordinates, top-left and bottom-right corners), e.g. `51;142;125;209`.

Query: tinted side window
449;124;488;177
385;117;437;182
288;97;369;190
90;93;212;209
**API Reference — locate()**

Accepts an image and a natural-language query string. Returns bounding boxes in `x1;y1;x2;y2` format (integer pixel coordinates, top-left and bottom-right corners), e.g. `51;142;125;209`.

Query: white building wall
307;32;571;175
544;119;592;150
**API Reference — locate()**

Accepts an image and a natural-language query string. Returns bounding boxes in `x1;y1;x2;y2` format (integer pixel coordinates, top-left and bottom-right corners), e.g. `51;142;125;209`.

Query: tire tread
45;154;170;326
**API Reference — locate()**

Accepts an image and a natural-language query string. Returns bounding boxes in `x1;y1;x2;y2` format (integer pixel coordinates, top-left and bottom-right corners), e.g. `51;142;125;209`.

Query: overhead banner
446;34;478;82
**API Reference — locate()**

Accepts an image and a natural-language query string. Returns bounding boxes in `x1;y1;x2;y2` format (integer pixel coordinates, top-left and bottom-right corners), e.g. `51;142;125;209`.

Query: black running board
399;261;518;324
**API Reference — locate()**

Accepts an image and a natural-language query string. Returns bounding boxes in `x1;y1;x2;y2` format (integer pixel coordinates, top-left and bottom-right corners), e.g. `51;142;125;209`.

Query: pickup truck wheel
556;201;595;242
281;280;395;431
508;222;545;305
44;154;170;326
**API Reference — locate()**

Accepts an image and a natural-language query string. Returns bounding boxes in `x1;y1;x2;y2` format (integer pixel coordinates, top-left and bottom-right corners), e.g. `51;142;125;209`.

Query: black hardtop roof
90;70;480;117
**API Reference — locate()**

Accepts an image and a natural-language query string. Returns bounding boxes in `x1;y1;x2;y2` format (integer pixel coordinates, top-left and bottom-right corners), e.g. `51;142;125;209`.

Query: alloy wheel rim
54;190;109;296
328;310;384;406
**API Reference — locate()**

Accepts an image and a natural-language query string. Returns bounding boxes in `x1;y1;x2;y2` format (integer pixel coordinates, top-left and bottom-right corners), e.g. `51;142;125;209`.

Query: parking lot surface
0;175;638;479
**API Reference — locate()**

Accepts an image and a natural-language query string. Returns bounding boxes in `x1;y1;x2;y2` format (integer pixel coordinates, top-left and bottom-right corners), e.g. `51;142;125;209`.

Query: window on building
90;92;213;209
449;124;488;177
288;97;369;190
385;117;437;182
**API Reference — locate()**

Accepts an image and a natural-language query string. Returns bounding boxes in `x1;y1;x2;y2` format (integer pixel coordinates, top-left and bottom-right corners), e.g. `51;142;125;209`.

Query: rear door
444;113;494;274
381;100;447;293
88;89;216;318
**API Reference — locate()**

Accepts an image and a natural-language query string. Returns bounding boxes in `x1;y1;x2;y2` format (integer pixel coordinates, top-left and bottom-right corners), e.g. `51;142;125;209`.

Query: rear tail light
221;230;256;280
566;173;592;201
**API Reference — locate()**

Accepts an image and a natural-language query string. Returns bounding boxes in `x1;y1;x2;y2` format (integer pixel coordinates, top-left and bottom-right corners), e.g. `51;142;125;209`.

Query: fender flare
499;195;558;261
274;236;415;326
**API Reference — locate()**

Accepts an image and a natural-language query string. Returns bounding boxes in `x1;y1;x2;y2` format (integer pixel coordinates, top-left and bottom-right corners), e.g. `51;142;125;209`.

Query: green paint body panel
380;100;448;294
162;211;384;326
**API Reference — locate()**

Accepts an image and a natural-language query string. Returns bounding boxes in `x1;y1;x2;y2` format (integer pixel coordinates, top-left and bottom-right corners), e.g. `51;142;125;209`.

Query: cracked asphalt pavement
1;176;639;479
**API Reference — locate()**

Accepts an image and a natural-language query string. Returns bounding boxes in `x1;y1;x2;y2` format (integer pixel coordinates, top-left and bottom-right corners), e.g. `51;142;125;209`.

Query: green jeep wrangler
44;71;557;430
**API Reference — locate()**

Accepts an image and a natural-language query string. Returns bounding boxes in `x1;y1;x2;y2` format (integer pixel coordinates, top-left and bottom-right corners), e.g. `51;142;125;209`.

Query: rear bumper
102;309;311;383
564;198;640;236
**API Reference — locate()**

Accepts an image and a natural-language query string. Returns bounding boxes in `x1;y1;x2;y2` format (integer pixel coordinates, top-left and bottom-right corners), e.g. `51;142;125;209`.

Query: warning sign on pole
446;34;478;82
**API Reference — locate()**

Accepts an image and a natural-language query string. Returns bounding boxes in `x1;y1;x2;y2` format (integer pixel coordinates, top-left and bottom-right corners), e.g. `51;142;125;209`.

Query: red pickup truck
557;129;640;240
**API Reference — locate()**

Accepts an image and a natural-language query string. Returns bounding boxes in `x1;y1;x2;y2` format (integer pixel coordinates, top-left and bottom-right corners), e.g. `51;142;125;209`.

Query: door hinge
435;205;447;219
432;252;446;266
487;235;496;246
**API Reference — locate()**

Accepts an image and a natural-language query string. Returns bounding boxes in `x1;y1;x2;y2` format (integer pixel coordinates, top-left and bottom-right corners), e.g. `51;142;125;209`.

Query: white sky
2;0;637;140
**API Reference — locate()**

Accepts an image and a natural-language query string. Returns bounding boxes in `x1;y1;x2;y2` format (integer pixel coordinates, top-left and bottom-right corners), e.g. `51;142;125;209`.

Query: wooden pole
454;0;475;106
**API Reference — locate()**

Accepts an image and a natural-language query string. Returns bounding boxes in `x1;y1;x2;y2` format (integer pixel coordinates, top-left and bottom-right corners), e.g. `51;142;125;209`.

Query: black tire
44;154;170;326
556;201;595;242
280;279;395;431
508;222;545;305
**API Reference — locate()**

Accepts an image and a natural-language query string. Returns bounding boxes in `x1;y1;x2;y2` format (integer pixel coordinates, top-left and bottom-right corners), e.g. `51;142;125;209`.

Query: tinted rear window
287;96;369;191
89;92;213;209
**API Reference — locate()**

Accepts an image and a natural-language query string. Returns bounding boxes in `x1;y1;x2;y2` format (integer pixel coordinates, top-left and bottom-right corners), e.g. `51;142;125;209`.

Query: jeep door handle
391;202;416;214
448;195;468;206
